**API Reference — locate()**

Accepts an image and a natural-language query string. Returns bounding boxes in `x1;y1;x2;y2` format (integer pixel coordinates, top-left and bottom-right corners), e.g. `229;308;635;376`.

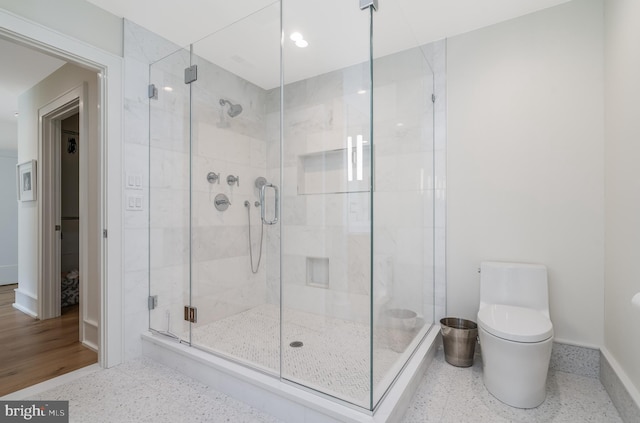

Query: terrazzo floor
4;349;623;423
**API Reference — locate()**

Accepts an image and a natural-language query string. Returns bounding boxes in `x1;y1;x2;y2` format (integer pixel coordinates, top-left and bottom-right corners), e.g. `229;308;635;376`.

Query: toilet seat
478;304;553;343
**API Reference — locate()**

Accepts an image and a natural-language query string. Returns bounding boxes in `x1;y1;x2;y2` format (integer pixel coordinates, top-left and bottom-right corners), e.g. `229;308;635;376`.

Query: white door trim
39;91;82;322
0;9;124;368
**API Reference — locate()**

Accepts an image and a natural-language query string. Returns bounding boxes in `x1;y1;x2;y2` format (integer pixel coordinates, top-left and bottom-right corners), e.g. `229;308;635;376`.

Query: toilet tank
479;261;549;316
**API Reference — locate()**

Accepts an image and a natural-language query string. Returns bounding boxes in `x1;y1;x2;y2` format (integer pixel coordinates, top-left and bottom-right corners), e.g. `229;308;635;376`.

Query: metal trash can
440;317;478;367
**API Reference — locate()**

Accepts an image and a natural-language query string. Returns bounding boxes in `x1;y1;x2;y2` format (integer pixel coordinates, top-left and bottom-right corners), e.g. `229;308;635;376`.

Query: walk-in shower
148;0;445;416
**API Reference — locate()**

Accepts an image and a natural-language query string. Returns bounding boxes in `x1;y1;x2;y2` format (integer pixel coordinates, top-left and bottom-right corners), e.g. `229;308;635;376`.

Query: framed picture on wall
16;160;37;202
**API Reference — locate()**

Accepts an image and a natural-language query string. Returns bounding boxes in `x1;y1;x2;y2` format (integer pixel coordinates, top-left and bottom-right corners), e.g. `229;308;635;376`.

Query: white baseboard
82;319;99;352
13;288;38;318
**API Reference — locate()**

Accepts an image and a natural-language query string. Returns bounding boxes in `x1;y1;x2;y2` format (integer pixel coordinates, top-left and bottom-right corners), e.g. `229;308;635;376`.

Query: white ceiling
0;0;570;149
86;0;570;89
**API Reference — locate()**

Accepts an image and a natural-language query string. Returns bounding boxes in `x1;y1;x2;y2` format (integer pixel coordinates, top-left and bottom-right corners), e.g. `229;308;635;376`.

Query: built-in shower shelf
297;146;370;195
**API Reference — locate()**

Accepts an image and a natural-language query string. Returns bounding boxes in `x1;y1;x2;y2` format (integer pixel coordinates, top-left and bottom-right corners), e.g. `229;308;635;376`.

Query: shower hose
245;201;264;273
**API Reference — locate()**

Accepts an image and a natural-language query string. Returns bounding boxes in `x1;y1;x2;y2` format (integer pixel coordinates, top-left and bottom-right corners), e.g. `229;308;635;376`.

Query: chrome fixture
214;193;231;211
260;183;279;225
254;176;267;190
359;0;378;11
207;172;220;184
244;176;272;274
227;174;240;186
219;99;243;118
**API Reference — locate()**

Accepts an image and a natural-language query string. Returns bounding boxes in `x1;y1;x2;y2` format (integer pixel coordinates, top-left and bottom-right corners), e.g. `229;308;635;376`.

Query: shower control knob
207;172;220;184
227;174;239;187
214;194;231;211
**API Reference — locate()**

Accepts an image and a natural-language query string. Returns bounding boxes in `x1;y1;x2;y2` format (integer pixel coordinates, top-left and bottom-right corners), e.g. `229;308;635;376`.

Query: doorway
1;66;99;396
1;5;124;385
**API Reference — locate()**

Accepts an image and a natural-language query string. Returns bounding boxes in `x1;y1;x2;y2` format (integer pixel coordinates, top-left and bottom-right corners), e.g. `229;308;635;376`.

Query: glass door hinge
359;0;378;11
184;306;197;323
148;295;158;310
184;65;197;84
148;84;158;99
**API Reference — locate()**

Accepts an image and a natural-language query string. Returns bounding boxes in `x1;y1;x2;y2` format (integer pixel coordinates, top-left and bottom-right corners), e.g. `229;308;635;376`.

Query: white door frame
0;10;123;368
39;92;83;322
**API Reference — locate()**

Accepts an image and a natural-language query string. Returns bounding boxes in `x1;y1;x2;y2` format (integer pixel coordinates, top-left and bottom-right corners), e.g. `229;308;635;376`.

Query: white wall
0;120;17;151
447;0;605;346
604;0;640;403
0;149;18;285
17;63;100;349
0;0;123;57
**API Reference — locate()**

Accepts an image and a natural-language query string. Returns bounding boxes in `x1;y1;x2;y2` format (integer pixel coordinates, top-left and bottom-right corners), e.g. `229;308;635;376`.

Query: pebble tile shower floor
14;347;623;422
191;304;419;406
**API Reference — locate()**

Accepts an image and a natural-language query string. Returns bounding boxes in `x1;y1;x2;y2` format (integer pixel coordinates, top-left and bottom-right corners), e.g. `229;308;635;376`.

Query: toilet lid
478;304;553;343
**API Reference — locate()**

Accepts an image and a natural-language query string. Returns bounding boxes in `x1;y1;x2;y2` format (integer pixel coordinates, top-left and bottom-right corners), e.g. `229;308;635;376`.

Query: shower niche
297;144;371;195
148;0;444;415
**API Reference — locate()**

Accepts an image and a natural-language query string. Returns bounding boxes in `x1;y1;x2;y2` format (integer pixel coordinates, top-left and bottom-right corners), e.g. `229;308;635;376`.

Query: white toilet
477;261;554;408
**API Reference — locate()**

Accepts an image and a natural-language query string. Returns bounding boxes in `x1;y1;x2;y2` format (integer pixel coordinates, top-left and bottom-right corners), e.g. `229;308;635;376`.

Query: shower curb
141;328;440;423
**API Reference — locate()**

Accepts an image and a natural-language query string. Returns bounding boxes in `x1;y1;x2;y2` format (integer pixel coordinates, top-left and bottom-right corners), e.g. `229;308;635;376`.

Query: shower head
219;99;243;118
254;176;267;189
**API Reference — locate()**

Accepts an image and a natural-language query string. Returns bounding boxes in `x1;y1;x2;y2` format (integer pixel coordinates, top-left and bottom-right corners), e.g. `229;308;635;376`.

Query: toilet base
479;326;553;408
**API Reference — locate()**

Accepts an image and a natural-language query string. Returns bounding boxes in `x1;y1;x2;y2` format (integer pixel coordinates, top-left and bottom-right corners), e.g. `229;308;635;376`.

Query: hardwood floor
0;284;97;397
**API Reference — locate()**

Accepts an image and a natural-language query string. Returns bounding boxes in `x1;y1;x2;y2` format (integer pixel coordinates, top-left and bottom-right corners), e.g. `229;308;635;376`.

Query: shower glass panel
281;0;374;409
187;3;282;373
149;47;192;343
371;19;436;405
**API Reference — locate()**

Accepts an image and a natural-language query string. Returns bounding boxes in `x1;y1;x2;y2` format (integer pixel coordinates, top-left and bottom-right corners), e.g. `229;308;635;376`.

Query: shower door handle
260;183;279;225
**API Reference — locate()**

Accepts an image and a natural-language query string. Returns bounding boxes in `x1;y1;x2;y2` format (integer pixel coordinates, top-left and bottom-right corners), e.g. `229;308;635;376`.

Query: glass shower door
148;46;193;343
187;2;282;374
281;0;374;409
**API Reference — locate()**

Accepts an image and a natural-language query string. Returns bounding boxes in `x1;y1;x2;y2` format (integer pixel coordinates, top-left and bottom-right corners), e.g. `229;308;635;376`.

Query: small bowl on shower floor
385;308;418;331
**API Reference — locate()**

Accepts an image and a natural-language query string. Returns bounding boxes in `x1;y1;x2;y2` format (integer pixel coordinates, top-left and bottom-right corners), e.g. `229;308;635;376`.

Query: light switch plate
126;194;144;211
126;173;143;190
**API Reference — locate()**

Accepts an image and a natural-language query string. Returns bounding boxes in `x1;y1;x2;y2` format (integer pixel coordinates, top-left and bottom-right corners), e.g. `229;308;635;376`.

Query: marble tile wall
271;41;447;327
123;20;184;359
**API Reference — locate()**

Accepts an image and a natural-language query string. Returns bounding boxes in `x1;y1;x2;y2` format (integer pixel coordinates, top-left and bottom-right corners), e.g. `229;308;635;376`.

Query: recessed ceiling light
295;39;308;48
13;112;19;118
396;122;404;127
163;86;173;92
357;89;367;95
